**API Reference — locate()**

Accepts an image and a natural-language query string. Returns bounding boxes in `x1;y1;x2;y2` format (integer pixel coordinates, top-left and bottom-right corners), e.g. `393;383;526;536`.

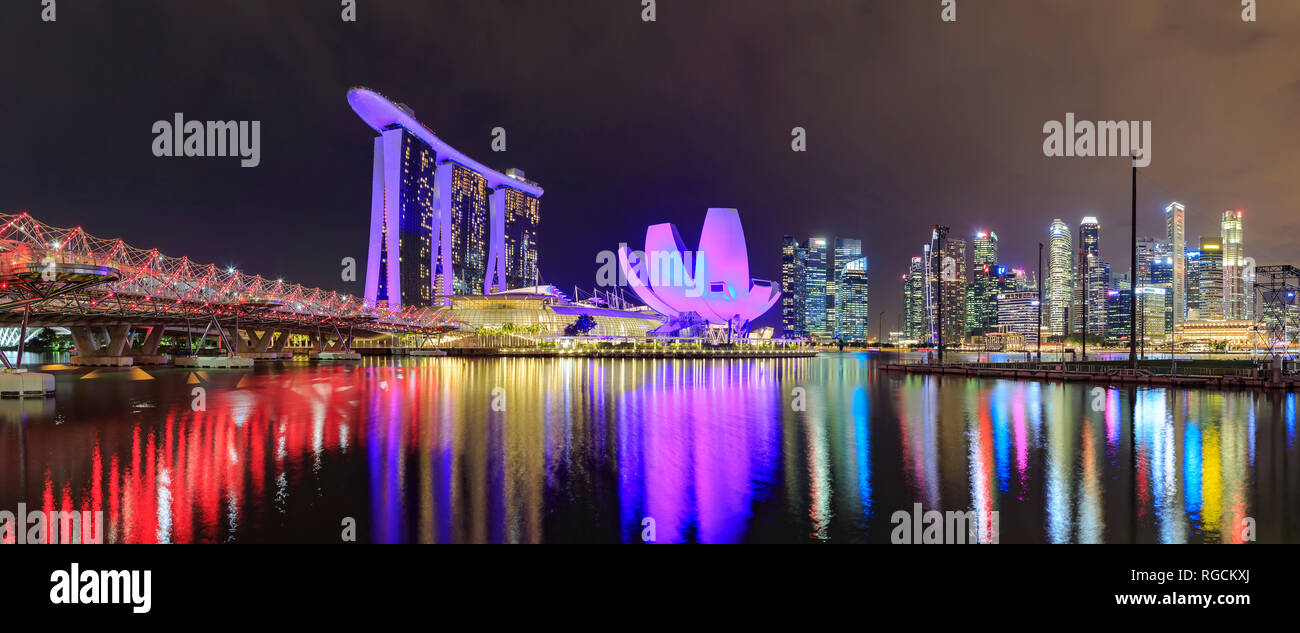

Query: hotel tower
348;87;543;308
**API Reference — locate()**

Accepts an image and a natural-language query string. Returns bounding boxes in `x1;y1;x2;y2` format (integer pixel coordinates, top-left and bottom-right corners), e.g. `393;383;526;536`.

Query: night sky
2;1;1297;331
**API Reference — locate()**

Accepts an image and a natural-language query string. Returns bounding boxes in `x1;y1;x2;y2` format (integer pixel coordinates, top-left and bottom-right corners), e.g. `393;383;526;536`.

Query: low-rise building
1173;319;1261;350
446;286;663;341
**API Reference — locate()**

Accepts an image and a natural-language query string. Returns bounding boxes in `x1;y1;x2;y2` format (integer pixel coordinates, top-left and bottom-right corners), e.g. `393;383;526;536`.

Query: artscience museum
618;208;780;338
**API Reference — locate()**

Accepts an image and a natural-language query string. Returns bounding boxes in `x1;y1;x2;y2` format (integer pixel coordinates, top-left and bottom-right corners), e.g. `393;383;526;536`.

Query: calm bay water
1;352;1296;543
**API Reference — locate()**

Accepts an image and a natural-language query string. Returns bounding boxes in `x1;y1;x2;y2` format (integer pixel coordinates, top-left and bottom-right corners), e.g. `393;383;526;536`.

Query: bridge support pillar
242;329;262;352
215;325;252;354
138;324;165;355
309;329;360;361
252;330;275;353
103;325;130;356
129;324;170;365
70;327;98;356
70;324;138;367
224;329;291;361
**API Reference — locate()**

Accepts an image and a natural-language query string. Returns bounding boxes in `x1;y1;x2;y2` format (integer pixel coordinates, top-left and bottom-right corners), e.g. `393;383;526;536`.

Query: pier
882;358;1300;390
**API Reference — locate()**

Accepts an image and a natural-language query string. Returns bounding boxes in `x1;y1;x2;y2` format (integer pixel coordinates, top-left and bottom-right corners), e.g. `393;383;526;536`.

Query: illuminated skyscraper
973;231;998;268
835;257;869;341
1135;236;1159;285
447;164;490;295
782;235;862;341
967;231;1000;338
1222;210;1246;319
1047;219;1072;336
1077;217;1107;338
1106;288;1132;344
1192;237;1225;321
350;87;544;307
1244;256;1257;322
781;236;808;338
1136;286;1169;347
1186;249;1202;319
830;238;863;338
497;169;542;290
1150;254;1175;336
925;227;966;346
968;263;1009;337
1165;202;1186;327
371;127;437;307
903;256;925;341
805;238;830;338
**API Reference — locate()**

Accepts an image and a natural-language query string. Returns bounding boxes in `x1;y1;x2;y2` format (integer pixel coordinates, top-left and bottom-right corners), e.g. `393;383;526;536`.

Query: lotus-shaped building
618;208;780;337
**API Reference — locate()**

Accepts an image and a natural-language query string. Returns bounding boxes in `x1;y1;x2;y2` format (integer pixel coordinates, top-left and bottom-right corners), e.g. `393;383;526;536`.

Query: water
1;352;1296;543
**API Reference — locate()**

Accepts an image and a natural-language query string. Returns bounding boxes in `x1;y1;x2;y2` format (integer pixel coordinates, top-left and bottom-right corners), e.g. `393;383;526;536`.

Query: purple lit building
348;87;543;307
618;208;780;337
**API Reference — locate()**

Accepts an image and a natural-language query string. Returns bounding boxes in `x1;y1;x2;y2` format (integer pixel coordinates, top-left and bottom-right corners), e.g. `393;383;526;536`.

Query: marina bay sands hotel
348;87;543;308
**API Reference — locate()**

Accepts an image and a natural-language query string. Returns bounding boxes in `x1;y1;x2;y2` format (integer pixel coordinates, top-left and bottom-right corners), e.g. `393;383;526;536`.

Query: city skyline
10;0;1300;580
2;2;1298;333
888;202;1277;347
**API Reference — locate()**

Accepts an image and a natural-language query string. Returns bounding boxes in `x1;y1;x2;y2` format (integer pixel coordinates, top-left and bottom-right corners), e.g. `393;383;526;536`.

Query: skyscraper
351;87;544;308
805;238;829;338
782;236;863;341
1244;258;1257;322
1106;288;1132;344
1195;237;1224;321
1165;202;1186;327
1047;219;1072;337
835;257;869;342
967;231;1000;338
968;263;1009;338
447;164;490;295
941;241;968;345
926;226;966;347
973;231;998;269
903;256;926;341
1186;249;1202;320
1136;286;1170;348
780;236;807;338
1090;261;1111;338
1222;210;1246;319
498;170;542;290
1077;217;1107;338
1135;236;1159;286
830;238;863;338
1150;254;1175;336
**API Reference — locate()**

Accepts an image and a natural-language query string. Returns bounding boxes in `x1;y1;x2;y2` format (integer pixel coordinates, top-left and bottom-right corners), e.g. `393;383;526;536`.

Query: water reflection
0;353;1296;543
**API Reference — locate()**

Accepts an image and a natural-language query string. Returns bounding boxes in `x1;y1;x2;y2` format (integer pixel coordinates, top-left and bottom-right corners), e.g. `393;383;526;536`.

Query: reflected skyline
1;354;1296;543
